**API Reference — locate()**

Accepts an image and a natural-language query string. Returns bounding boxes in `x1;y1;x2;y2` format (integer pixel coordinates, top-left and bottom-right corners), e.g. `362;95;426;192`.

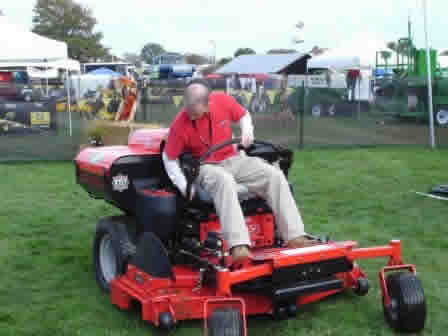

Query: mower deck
110;240;405;327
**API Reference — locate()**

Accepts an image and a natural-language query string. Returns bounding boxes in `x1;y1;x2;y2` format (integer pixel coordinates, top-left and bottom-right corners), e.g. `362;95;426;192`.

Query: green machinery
375;21;448;125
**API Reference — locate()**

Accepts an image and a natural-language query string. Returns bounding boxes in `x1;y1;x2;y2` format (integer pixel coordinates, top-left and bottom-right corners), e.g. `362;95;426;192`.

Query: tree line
28;0;306;66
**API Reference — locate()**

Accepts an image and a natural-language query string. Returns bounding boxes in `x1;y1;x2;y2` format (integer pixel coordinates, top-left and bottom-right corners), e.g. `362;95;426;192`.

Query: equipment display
375;21;448;126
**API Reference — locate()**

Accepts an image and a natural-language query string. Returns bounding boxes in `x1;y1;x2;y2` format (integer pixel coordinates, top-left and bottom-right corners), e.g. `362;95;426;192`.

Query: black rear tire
92;216;136;292
207;308;243;336
383;272;426;333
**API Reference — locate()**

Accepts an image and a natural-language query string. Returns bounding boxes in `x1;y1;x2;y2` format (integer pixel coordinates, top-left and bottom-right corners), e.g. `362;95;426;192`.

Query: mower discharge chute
75;128;426;335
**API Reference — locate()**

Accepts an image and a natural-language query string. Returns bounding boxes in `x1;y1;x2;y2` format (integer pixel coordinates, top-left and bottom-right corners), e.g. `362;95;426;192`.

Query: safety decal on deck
281;245;332;256
112;174;129;192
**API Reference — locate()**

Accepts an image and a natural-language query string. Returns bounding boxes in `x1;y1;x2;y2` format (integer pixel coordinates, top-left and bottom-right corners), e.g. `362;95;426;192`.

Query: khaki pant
197;152;305;248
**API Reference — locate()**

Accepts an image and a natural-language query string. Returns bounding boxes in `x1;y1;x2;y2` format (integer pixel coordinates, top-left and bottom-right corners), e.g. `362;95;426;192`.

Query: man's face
187;96;209;120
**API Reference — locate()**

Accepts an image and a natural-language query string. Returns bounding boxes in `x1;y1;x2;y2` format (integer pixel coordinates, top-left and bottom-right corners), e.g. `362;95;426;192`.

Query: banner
172;96;183;107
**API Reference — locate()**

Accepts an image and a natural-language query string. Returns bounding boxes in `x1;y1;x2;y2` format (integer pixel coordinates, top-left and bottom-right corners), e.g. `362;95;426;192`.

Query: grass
1;148;447;335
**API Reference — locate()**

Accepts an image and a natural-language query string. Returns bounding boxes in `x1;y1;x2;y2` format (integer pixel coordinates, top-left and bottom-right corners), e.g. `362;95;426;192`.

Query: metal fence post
299;81;305;149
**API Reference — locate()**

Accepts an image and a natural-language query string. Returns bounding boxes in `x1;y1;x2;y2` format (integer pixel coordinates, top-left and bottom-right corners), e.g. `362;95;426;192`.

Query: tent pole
67;68;72;137
358;76;361;120
46;61;49;97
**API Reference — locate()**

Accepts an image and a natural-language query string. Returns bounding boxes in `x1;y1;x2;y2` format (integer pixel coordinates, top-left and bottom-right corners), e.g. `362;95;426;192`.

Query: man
163;79;315;262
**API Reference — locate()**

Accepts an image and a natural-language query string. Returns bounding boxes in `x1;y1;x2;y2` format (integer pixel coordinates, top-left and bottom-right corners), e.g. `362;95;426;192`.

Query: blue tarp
88;67;121;77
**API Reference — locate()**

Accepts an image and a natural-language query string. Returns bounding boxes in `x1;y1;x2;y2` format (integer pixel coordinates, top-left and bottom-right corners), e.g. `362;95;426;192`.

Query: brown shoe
287;235;319;248
231;245;250;262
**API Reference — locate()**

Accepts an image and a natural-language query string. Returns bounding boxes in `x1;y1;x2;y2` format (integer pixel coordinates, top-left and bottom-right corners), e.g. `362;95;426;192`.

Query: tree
218;57;232;66
140;43;165;64
184;53;209;65
380;50;392;68
32;0;109;62
267;49;297;54
200;64;221;76
310;46;328;56
234;48;256;58
122;52;142;66
387;39;412;56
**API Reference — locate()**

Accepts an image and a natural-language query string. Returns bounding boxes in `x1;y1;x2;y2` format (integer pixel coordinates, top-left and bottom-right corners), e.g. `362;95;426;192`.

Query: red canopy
205;73;222;79
238;73;269;82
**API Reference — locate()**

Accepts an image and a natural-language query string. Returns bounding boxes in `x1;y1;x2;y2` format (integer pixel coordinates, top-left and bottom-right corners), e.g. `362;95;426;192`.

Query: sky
2;0;448;60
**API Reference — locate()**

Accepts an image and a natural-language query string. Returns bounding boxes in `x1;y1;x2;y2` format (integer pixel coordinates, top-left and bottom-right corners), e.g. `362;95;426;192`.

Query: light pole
292;21;305;148
209;40;216;64
423;0;435;148
292;21;305;45
44;58;49;97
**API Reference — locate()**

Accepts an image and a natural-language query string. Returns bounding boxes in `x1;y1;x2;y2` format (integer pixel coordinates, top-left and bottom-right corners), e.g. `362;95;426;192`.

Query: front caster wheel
353;277;369;296
383;272;426;333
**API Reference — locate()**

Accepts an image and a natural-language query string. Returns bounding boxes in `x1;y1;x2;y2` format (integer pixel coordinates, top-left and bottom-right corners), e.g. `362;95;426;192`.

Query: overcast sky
3;0;447;59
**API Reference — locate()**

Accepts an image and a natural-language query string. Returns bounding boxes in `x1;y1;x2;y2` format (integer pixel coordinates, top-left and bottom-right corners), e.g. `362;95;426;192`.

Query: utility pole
423;0;436;148
209;40;216;64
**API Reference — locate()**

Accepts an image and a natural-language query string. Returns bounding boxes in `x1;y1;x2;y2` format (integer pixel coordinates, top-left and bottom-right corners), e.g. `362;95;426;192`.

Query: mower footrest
273;278;343;301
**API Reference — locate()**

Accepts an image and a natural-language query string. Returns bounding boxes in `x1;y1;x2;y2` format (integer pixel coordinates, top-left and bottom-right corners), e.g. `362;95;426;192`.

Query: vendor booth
308;33;396;102
0;17;78;135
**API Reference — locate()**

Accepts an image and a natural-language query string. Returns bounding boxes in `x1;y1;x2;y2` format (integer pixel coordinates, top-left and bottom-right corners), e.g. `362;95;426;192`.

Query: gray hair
184;83;210;108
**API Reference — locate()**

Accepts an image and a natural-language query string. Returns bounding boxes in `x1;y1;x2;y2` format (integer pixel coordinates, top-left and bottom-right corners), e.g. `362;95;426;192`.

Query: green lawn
1;148;447;335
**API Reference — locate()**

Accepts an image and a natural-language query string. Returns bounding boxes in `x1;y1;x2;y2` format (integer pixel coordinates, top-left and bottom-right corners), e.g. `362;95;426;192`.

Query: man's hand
241;130;254;148
240;112;254;148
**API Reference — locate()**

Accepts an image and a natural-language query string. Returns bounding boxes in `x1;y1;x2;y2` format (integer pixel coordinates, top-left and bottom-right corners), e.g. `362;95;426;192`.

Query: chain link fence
1;71;448;162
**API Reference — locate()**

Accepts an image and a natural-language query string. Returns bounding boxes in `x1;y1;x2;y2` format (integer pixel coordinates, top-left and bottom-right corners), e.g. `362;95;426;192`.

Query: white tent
309;32;396;71
0;17;67;62
0;17;76;135
439;55;448;69
0;59;81;74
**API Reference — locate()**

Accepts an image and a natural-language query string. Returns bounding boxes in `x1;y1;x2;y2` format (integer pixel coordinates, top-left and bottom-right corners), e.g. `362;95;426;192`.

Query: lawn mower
75;128;426;335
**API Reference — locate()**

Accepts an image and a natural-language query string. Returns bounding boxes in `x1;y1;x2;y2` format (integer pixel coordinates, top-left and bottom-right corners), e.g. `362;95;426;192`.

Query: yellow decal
30;112;50;127
242;92;253;104
266;90;277;104
172;96;183;107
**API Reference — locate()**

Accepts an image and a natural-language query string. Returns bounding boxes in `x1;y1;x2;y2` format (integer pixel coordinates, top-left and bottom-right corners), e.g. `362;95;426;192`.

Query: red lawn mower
75;128;426;335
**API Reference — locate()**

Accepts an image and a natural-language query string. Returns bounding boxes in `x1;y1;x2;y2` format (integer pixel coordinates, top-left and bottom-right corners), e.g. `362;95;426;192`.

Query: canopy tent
0;17;76;135
0;17;67;62
88;67;121;77
205;73;222;79
439;55;448;69
308;33;396;71
0;59;81;73
217;53;310;75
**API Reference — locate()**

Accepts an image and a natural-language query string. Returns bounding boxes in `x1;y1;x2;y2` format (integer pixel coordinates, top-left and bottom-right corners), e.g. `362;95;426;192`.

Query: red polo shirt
164;92;246;163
